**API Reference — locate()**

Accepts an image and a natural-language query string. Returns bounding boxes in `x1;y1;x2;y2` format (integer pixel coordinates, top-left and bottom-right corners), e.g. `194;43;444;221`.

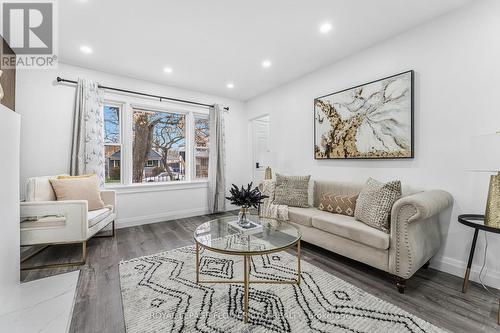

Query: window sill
105;180;208;194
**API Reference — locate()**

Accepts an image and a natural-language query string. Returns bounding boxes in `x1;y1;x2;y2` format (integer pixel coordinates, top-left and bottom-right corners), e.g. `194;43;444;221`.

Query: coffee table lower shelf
195;239;301;323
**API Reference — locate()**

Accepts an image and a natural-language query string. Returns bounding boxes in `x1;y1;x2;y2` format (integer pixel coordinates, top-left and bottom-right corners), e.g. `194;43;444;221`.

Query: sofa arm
389;190;453;279
20;200;88;245
21;200;89;216
100;190;116;210
391;190;453;223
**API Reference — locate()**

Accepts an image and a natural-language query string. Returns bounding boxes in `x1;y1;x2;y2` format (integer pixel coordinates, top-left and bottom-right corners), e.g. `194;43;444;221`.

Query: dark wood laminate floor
22;212;500;333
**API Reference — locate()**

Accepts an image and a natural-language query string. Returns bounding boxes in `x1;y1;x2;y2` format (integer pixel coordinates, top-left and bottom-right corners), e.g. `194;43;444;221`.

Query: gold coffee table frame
194;233;301;323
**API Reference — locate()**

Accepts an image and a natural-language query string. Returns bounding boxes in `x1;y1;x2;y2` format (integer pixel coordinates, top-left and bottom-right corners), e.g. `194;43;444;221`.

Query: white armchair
20;175;116;270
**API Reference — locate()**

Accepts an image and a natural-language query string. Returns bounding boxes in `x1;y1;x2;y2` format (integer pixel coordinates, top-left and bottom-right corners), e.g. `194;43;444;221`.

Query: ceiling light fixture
80;45;93;54
261;60;272;68
163;67;173;74
226;82;235;89
319;22;333;34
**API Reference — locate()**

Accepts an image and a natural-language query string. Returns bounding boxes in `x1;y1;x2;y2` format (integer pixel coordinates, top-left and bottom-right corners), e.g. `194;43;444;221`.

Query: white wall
0;105;20;291
16;63;247;227
243;0;500;288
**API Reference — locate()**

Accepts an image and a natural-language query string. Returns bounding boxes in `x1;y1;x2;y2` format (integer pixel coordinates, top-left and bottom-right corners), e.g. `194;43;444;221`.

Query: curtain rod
56;77;229;111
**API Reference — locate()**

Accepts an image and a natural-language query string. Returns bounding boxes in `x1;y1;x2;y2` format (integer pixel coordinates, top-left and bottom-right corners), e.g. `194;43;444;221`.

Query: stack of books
228;220;263;235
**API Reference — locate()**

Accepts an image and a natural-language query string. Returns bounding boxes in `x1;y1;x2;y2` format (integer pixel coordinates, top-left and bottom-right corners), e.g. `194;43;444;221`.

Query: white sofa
20;175;116;269
267;180;453;293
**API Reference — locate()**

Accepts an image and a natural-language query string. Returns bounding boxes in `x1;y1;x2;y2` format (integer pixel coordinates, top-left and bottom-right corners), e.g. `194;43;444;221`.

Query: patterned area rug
119;245;444;333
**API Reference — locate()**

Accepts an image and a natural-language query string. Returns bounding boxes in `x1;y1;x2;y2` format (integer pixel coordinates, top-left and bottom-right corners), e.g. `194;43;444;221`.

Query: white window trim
103;97;210;191
106;179;208;194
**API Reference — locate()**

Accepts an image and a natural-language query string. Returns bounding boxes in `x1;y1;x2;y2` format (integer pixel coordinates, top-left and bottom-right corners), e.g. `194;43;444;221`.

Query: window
132;109;186;183
102;102;209;187
194;116;209;179
104;105;121;184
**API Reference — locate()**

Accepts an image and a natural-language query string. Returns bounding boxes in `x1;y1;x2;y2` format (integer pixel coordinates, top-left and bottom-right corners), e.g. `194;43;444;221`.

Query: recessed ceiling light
261;60;272;68
80;45;93;54
163;67;173;74
226;82;234;89
319;22;333;34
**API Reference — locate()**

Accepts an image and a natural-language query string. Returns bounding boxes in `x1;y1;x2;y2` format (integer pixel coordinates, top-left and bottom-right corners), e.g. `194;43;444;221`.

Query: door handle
256;162;260;169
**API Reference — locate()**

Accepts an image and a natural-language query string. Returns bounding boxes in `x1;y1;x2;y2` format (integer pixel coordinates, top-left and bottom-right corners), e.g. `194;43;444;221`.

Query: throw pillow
273;174;310;208
49;175;105;211
354;178;402;233
57;174;94;179
318;193;358;217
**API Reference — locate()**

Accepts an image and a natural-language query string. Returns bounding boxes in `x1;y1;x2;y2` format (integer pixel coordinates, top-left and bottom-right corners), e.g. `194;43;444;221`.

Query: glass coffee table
193;215;301;323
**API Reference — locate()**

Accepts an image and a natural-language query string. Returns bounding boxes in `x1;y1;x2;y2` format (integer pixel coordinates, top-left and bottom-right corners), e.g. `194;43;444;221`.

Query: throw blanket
259;180;289;221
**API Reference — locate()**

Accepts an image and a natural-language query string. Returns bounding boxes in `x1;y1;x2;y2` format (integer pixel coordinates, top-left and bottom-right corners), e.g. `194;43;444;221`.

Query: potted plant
226;183;268;227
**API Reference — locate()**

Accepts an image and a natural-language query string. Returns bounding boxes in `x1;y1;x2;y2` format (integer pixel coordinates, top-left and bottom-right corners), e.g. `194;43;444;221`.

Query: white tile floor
0;271;79;333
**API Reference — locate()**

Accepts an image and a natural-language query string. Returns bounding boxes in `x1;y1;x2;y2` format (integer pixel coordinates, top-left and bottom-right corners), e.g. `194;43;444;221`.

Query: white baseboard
116;207;209;229
431;255;500;290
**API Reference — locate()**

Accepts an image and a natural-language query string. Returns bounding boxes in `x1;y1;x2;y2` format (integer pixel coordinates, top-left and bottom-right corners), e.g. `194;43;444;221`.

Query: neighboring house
107;149;162;178
165;149;186;174
195;148;209;178
195;130;209;178
106;149;191;180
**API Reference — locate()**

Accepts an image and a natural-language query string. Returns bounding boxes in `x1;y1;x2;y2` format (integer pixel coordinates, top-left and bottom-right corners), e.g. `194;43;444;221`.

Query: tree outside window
132;109;186;183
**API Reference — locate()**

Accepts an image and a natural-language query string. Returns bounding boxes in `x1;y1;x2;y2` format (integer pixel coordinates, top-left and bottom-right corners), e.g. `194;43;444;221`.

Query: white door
251;116;270;183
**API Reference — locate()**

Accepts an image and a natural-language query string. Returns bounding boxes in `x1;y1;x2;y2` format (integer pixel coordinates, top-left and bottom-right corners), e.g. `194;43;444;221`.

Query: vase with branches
226;182;268;227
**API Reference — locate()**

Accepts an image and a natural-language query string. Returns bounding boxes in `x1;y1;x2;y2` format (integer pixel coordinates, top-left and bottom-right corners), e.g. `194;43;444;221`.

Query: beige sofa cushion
312;212;390;250
354;178;402;233
49;175;105;211
274;174;310;208
318;193;358;216
313;181;363;207
57;174;94;179
288;207;320;227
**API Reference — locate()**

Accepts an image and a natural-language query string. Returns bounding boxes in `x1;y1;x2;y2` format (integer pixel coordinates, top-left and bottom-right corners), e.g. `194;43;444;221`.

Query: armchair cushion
88;207;113;228
49;175;105;211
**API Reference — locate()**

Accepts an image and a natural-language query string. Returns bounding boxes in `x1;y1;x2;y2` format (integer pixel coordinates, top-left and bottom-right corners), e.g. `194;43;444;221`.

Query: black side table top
458;214;500;234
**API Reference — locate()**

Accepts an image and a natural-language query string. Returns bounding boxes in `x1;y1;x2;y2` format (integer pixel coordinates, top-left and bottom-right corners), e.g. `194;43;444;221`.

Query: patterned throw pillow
273;174;310;208
318;193;358;217
354;178;402;233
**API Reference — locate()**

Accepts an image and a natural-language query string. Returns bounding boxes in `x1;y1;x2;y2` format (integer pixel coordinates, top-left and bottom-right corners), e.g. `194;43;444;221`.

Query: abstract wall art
314;70;414;159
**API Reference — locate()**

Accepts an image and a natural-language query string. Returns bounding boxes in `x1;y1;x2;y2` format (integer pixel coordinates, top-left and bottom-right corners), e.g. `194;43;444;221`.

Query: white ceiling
59;0;472;101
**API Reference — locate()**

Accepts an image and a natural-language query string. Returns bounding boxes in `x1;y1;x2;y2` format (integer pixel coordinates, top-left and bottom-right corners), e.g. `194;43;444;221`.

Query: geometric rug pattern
119;245;445;333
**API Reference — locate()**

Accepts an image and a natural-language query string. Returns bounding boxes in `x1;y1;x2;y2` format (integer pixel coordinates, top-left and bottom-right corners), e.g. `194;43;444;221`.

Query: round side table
458;214;500;325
